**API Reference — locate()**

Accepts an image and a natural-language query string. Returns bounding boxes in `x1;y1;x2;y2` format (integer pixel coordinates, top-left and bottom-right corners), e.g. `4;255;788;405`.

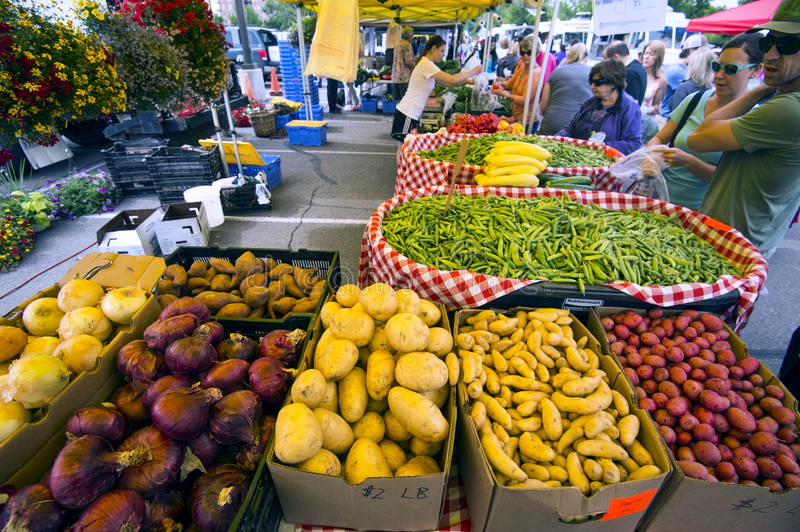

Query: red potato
635;386;647;399
739;479;760;487
762;479;784;493
642;379;658;396
693;337;711;350
717;350;738;367
624;345;640;357
688;357;710;370
722;436;741;450
706;364;730;380
704;378;731;396
694;406;715;425
652;344;667;357
609;341;625;356
785;474;800;488
741;380;754;392
637;365;654;380
626;352;643;368
666;397;689;417
718;444;734;462
674;315;691;332
676;361;692;373
651;325;667;339
748;373;764;387
755;456;783;480
729;429;754;443
726;407;757;433
639;347;652;357
689;368;708;382
701;332;718;345
727;391;747;411
666;347;685;363
713;413;731;433
652;392;668;409
749;431;779;456
776;443;795;459
641;332;659;347
617;356;628;367
622;313;643;329
765;384;785;400
679;414;700;432
679;460;710;480
792;443;800;459
736;357;760;376
695;440;722;466
659;425;677;445
613;324;631;340
748;404;765;419
778;426;797;444
628;334;641;348
740;392;755;407
654;409;677;427
771;406;796;425
653;367;670;383
683;380;704;401
662;338;676;348
660;318;674;337
711;340;731;353
639;397;657;413
689;320;706;334
669;366;688;386
601;317;615;331
698;348;715;362
676;445;695;461
759;396;782;414
681;343;700;358
717;329;730;340
635;320;649;335
624;367;640;386
716;461;737;480
643;355;667;369
756;417;779;434
775;453;800;474
606;333;618;343
693;423;717;442
700;313;724;332
659;381;681;398
648;308;664;319
684;327;699;341
675;336;687;345
731;456;759;480
733;446;756;460
730;379;744;391
676;430;694;447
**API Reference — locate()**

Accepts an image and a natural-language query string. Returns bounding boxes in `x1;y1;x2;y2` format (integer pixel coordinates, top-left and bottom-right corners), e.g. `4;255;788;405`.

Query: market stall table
360;78;393;99
358;185;767;331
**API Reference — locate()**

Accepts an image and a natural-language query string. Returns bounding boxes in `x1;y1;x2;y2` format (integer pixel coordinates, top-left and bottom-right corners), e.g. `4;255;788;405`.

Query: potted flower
0;161;53;231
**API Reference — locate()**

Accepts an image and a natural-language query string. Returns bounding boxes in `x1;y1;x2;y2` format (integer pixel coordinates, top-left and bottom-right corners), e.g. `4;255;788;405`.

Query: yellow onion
57;279;105;313
0;355;71;408
54;335;104;375
0;400;30;443
100;286;149;324
22;298;63;337
58;307;112;342
20;336;61;359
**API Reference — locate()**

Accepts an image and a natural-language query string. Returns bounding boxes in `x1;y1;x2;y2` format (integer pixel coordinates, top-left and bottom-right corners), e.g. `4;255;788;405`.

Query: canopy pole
296;3;312;121
530;0;561;135
209;102;230;179
522;0;544;133
482;11;495;71
223;90;245;178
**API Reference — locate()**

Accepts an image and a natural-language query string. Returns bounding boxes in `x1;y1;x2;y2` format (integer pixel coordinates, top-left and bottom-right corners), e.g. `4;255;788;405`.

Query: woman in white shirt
392;35;481;163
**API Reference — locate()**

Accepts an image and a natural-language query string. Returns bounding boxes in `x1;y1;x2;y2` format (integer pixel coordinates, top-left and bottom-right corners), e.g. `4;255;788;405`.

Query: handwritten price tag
600;488;658;521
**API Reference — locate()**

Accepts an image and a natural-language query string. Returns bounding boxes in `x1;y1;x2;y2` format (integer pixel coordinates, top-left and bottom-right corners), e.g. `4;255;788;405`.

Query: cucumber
548;183;594;190
547;176;593;186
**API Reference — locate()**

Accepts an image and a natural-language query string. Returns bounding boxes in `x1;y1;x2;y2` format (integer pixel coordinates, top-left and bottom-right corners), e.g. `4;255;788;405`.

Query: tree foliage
228;6;264;27
260;0;300;30
667;0;722;20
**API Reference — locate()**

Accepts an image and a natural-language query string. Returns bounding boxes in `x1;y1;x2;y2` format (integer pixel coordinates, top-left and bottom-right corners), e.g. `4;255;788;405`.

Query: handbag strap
669;90;705;147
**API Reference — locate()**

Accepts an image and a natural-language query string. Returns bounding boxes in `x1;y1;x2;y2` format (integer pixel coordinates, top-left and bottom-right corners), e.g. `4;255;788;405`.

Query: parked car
225;26;283;73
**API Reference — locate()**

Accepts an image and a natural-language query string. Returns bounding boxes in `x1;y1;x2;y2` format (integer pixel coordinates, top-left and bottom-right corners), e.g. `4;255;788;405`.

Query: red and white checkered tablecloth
358;186;768;332
395;132;618;196
294;462;471;532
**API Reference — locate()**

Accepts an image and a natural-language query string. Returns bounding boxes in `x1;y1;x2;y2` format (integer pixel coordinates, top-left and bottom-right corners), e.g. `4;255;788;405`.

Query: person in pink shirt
535;37;558;84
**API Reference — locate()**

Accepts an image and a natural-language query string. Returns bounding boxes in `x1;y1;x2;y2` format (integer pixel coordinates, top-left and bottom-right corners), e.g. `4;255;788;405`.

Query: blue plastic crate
293;104;323;121
226;155;281;190
286;120;327;146
382;98;396;114
361;97;378;113
275;113;292;131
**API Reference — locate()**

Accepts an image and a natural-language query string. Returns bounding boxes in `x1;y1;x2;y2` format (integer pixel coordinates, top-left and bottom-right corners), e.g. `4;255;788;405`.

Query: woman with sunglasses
556;59;642;155
490;36;542;125
647;33;764;211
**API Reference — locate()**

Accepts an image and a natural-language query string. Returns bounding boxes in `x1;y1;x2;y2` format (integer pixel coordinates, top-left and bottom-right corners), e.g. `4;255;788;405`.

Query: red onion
193;321;225;345
65;404;129;444
235;415;276;471
151;387;223;442
112;384;150;427
142;375;192;409
210;390;263;446
188;433;222;468
69;489;144;531
50;435;149;509
217;333;258;362
189;464;250;532
116;340;167;384
259;329;306;367
202;359;250;394
0;484;68;532
159;297;211;324
117;426;184;497
144;313;199;351
144;491;184;532
249;357;296;406
165;337;218;374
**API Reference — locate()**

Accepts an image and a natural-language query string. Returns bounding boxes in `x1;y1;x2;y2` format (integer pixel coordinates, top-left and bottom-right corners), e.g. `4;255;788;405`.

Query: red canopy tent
686;0;781;34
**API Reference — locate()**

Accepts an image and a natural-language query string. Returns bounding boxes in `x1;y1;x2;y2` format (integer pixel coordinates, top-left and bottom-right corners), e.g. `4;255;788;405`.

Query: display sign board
593;0;668;36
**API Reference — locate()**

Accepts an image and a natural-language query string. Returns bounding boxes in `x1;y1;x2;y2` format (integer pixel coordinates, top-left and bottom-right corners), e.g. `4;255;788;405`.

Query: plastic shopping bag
305;0;359;82
470;73;497;111
608;145;670;201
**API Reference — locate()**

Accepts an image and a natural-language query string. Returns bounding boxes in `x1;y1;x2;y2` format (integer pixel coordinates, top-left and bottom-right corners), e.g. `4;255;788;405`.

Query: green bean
380;194;742;291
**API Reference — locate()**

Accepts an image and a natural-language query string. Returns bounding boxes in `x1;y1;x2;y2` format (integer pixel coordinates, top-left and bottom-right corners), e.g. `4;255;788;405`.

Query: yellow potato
387;387;449;443
379;439;408;472
395;455;440;477
383;410;412;442
365;395;389;414
330;307;375;347
418;299;441;326
618;414;640;447
384;313;430;353
394;351;448;392
540;397;563;441
345;438;393;484
627;464;661;481
575;439;629;461
338;367;368;423
335;284;360;307
366;350;396;401
482;433;527;482
291;369;327;408
395;289;421;315
353;411;386;443
566;451;589;494
409;436;443;456
368;325;394;353
316;339;359;381
627;439;654;466
317;380;339;412
359;283;398;321
420;385;450;409
275;403;323;464
313;408;355;454
319;301;343;329
314;329;336;368
299;449;342;476
426;327;454;358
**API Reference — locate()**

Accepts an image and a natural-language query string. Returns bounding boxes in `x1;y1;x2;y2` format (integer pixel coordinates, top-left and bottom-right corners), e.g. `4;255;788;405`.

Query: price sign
361;485;431;501
593;0;667;36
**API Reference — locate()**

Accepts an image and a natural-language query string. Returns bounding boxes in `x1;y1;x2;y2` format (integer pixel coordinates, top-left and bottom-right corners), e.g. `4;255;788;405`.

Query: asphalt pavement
3;109;798;376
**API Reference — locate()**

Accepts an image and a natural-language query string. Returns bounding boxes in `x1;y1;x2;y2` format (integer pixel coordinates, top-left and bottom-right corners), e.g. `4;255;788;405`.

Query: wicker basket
250;112;276;137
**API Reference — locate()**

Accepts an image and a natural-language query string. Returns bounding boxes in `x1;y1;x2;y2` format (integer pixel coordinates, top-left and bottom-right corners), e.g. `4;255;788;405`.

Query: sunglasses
519;50;532;56
711;59;757;75
759;33;800;55
590;77;611;86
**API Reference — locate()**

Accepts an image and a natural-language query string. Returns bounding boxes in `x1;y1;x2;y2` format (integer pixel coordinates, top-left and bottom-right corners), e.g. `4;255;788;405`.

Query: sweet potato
187;260;207;277
210;274;233;292
292;297;319;314
271;296;298;317
209;257;235;275
217;303;251;318
240;273;267;294
235;251;264;279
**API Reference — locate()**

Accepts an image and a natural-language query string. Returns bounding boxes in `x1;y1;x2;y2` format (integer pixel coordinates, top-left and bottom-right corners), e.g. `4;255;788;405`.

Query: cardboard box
268;304;455;531
59;252;166;292
585;309;800;532
96;208;162;256
155;202;210;255
0;288;160;486
456;308;671;532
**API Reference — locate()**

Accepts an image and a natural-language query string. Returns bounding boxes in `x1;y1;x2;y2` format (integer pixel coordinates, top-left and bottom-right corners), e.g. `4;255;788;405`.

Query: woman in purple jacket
556;59;642;155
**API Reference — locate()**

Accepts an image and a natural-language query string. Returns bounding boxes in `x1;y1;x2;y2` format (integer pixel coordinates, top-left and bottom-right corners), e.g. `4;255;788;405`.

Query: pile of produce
272;283;455;482
155;251;326;320
475;141;551;187
457;309;661;497
447;113;522;135
0;296;307;531
417;132;617;168
381;194;742;290
0;280;150;444
602;309;800;491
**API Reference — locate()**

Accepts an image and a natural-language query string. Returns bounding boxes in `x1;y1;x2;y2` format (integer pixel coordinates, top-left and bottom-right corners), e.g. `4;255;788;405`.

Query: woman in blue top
646;33;764;210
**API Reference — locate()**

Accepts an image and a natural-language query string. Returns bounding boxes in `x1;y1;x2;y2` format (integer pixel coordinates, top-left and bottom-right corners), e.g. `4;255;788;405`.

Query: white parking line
225;216;370;224
266;149;395;155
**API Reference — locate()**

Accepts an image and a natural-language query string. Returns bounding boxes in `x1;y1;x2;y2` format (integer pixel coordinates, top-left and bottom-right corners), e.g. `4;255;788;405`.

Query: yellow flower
91;8;103;20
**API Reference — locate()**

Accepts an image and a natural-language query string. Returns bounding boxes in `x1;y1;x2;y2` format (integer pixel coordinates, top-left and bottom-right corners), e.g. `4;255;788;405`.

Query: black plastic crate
164;246;341;326
146;146;224;203
102;142;164;196
478;282;740;315
219;182;272;215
